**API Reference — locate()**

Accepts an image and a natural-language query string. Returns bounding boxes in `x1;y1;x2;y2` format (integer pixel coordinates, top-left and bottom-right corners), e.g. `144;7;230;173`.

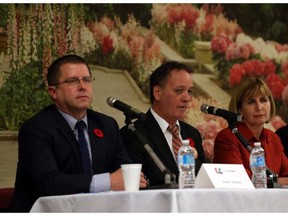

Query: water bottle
177;139;195;189
249;142;267;189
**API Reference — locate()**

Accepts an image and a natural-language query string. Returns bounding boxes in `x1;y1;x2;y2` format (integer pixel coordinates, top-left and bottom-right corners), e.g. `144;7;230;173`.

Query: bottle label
179;154;194;165
252;156;265;166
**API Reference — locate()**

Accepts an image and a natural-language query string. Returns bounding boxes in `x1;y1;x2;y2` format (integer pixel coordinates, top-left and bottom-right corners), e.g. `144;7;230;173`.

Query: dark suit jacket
276;125;288;158
120;110;205;187
11;104;131;212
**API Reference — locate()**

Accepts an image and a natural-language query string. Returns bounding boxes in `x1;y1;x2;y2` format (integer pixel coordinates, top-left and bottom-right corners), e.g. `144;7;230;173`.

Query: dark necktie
167;124;182;158
75;120;92;175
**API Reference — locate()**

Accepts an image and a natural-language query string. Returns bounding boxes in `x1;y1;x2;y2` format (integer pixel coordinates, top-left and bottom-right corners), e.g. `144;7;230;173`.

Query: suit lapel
87;114;108;174
145;111;178;173
51;105;83;171
179;123;189;140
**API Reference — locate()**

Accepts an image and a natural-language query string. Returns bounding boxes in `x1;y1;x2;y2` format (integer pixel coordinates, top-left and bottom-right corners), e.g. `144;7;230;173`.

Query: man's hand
110;168;125;191
110;168;147;191
140;172;148;188
191;147;198;159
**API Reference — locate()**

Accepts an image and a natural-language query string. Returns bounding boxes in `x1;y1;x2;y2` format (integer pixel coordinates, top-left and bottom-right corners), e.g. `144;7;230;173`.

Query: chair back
0;188;14;212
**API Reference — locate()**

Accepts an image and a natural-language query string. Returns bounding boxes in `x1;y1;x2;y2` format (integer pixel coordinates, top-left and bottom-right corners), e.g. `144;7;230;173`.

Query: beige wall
0;137;17;188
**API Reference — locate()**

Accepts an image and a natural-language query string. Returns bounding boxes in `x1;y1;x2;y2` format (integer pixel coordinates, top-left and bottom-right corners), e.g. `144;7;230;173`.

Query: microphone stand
125;116;178;189
229;121;279;188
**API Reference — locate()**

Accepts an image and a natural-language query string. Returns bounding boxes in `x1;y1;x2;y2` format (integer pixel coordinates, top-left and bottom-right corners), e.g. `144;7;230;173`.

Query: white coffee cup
121;164;142;192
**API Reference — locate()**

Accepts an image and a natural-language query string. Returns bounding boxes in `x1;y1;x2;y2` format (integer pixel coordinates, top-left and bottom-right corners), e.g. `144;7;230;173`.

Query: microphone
200;104;242;123
107;97;146;121
128;123;178;189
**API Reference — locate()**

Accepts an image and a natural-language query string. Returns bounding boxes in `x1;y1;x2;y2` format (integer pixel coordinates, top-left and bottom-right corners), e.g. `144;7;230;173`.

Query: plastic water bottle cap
254;142;261;147
182;140;190;146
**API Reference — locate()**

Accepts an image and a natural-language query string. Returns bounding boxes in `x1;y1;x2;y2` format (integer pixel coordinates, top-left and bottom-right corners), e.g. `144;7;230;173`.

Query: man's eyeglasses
51;76;95;87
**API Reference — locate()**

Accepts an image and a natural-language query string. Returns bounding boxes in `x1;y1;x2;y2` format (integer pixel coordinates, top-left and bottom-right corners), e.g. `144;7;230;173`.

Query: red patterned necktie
167;124;182;158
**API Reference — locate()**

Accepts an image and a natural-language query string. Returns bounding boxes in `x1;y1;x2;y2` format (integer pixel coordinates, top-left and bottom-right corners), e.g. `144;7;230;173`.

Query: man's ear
153;85;161;101
48;86;57;100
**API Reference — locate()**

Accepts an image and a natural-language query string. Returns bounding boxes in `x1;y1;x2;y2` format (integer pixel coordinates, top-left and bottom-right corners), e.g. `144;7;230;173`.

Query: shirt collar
150;107;180;133
57;108;88;130
237;121;268;143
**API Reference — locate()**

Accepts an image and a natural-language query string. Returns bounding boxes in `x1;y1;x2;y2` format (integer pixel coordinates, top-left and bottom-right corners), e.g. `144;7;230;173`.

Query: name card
195;163;255;189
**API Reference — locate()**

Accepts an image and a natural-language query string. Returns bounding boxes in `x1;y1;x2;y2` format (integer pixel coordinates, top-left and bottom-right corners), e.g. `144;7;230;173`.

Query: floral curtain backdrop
0;3;287;161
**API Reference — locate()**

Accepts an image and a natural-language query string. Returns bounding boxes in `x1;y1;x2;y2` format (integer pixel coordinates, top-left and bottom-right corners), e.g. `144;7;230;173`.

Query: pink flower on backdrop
129;36;144;60
195;124;205;135
195;118;226;162
197;119;224;140
203;121;220;139
242;59;262;76
202;139;214;161
282;85;288;106
226;22;243;39
271;115;286;130
100;17;114;30
144;43;161;62
203;114;227;129
225;43;241;60
255;62;266;76
214;15;242;39
201;4;224;15
275;43;288;52
167;5;183;25
225;42;253;61
87;22;106;43
211;34;232;53
262;60;277;76
181;6;199;29
143;31;155;49
229;63;246;87
199;13;214;36
265;73;285;100
281;61;288;78
102;35;114;55
239;44;254;59
167;4;199;29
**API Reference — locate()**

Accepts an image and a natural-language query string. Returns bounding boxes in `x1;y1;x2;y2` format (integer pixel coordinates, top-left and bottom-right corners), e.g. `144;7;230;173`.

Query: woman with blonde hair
213;76;288;179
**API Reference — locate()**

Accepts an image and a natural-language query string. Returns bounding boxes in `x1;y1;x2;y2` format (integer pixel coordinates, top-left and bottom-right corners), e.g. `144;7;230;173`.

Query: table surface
30;188;288;213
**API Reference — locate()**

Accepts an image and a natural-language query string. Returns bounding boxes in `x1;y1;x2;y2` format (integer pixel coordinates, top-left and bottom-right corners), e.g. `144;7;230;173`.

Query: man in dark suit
11;55;146;212
120;61;206;187
276;125;288;157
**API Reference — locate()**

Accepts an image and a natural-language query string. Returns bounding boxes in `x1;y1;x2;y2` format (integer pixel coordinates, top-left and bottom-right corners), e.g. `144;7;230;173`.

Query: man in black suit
11;55;146;212
120;61;206;187
276;125;288;157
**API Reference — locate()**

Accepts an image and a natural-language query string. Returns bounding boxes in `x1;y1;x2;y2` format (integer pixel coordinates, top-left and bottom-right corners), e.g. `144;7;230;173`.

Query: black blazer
120;110;205;187
11;104;131;212
276;125;288;157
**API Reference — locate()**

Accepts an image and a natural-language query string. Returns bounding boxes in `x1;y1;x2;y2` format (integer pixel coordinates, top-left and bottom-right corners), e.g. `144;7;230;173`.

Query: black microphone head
200;104;209;113
106;97;116;107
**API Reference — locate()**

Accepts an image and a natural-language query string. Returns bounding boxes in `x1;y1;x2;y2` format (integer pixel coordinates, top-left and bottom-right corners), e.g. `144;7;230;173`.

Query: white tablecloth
30;188;288;213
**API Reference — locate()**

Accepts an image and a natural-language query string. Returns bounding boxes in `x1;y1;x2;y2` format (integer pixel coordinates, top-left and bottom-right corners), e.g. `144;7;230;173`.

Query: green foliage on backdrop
0;61;51;130
0;5;8;28
0;4;86;130
222;4;288;44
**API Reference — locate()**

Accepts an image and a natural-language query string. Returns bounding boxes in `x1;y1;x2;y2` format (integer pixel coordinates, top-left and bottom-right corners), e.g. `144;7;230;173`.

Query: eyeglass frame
50;76;95;87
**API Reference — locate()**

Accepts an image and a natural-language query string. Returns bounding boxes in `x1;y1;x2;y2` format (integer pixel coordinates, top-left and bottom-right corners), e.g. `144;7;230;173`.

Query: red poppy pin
187;138;195;147
94;128;104;138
